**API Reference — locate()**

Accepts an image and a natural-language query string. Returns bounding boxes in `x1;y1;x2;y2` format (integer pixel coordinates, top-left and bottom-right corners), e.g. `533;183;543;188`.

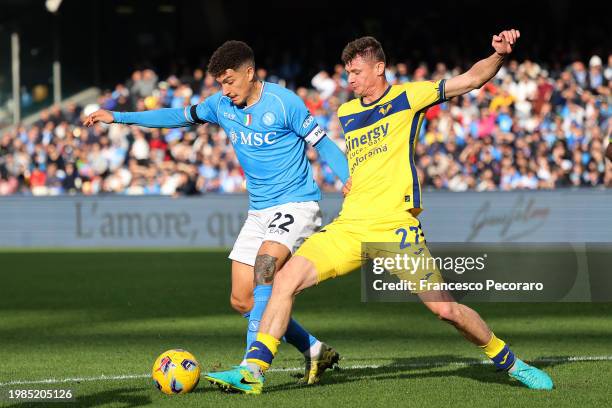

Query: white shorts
228;201;322;266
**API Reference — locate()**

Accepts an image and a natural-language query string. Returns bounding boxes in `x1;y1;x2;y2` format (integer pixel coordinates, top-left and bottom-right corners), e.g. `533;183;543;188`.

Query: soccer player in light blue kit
84;41;349;384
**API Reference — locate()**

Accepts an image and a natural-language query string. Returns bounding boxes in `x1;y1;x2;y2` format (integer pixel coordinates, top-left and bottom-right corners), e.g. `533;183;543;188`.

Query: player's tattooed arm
254;254;278;284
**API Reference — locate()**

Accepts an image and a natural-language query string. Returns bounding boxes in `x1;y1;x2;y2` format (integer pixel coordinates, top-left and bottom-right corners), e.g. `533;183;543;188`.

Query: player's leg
259;255;319;339
419;289;553;389
228;210;265;358
379;216;553;390
229;260;254;316
249;242;334;380
245;239;291;363
245;202;334;382
418;290;491;344
243;223;360;385
205;220;361;393
204;256;318;394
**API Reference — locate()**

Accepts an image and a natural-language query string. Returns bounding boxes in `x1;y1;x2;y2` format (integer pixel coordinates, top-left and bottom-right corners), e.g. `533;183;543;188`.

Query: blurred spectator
1;57;610;198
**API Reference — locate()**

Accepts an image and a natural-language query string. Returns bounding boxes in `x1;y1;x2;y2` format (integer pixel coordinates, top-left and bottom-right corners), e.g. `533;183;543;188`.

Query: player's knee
273;266;302;296
230;293;253;315
431;302;461;323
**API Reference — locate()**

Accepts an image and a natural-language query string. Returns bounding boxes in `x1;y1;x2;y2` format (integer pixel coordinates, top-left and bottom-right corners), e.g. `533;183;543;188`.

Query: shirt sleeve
314;136;349;183
403;79;447;112
113;92;223;128
285;91;326;146
186;92;222;125
112;108;191;128
284;89;348;182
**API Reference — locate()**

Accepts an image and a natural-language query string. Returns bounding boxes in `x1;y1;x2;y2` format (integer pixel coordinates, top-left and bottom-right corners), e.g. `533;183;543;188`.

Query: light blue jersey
191;82;324;209
114;82;348;210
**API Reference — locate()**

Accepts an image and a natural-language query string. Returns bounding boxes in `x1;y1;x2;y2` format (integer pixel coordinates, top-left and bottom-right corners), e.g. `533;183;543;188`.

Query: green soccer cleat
204;366;264;395
508;359;554;390
300;343;341;385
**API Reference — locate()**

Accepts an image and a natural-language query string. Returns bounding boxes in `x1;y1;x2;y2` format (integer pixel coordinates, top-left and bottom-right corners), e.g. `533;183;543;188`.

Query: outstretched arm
445;29;520;99
83;107;195;128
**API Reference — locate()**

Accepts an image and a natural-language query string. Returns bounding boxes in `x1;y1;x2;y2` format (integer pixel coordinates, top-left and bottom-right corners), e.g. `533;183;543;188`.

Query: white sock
246;362;264;379
508;358;520;374
304;340;323;358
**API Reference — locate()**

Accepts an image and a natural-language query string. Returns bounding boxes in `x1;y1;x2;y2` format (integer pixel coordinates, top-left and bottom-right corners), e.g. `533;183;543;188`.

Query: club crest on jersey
262;112;276;126
243;114;252;126
379;103;392;116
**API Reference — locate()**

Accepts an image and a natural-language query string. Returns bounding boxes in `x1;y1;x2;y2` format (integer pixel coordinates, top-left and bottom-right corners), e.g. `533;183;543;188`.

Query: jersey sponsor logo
262;112;276;126
302;115;315;129
229;131;278;146
230;129;238;144
345;122;390;154
349;144;388;173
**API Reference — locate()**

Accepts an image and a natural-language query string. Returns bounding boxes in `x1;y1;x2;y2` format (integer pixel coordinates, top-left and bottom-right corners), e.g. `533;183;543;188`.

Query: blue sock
284;318;318;354
244;285;271;358
243;285;318;360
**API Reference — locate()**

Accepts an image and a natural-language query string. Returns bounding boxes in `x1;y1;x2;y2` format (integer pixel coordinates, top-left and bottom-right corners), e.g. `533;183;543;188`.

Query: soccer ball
151;349;201;395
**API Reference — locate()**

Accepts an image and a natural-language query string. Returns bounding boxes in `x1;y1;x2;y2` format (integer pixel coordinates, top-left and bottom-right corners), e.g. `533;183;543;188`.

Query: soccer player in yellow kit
206;29;554;393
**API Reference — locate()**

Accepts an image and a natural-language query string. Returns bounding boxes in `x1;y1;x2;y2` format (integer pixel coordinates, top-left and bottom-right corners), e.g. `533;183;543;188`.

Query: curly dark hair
207;40;255;78
341;36;386;65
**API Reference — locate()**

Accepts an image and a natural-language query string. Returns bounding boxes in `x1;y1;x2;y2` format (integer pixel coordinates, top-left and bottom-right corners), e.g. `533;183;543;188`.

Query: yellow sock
246;332;280;371
480;333;506;359
257;332;280;355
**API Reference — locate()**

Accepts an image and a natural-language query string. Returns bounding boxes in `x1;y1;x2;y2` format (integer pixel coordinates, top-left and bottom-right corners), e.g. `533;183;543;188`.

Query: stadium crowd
1;55;611;196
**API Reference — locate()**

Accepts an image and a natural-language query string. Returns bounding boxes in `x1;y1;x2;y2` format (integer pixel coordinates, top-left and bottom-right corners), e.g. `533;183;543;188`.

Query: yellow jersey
337;79;446;220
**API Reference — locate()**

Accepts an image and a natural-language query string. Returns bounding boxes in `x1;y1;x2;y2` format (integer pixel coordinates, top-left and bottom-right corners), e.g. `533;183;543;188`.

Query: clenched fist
492;29;520;56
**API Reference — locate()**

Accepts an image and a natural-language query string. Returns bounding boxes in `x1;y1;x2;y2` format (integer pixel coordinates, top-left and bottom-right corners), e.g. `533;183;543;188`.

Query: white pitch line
0;373;151;387
1;355;611;387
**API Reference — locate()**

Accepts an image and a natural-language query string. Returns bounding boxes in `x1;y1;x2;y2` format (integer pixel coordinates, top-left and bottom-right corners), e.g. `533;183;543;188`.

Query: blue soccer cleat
508;359;554;390
204;366;264;395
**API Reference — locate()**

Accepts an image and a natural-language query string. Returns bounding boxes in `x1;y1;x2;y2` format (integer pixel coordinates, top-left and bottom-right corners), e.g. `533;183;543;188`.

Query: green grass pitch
1;250;611;407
